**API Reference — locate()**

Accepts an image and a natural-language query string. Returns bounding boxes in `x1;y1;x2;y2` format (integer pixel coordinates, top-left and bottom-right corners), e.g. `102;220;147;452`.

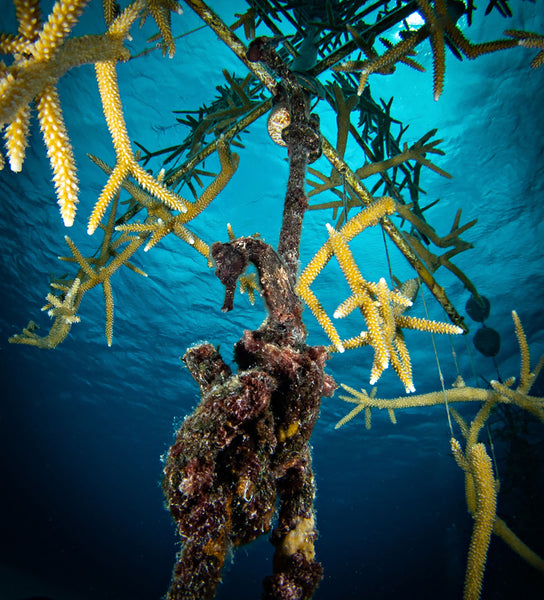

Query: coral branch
320;137;468;332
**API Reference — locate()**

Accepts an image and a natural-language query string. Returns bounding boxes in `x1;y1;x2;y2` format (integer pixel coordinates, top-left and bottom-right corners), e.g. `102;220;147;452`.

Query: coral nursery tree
2;0;544;599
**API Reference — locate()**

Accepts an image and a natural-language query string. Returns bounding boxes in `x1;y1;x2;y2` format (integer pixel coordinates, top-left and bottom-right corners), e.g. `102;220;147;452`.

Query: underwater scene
1;0;544;599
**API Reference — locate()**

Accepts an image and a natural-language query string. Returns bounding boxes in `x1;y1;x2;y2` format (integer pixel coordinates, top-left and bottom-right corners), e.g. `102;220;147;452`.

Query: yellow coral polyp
32;0;89;62
277;420;299;442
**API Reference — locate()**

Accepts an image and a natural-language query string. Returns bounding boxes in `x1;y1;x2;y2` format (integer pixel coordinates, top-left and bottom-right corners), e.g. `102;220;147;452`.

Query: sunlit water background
1;1;544;599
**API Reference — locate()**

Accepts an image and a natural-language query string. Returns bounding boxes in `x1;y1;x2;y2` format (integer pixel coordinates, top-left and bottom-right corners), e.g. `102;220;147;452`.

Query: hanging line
341;172;348;227
380;225;395;289
447;326;462;381
486;419;500;482
379;224;453;438
463;329;482;387
418;275;455;438
492;355;503;383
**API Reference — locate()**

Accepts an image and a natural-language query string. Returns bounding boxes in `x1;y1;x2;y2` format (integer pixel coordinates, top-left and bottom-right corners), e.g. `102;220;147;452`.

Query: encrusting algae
2;1;544;599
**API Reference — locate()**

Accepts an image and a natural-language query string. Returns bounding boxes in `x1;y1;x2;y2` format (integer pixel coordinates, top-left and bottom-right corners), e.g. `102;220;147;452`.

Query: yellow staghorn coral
336;312;544;425
336;311;544;595
0;0;140;226
9;192;147;348
325;222;390;382
298;197;462;392
1;0;183;227
317;135;468;331
334;386;377;430
64;223;147;346
89;56;189;234
493;518;544;574
31;0;88;61
395;314;465;335
114;137;239;251
88;153;210;264
297;196;396;292
139;0;182;58
464;443;497;600
37;84;79;225
451;439;498;600
338;380;544;430
297;197;397;354
511;309;535;391
9;276;82;349
451;405;544;580
337;381;491;418
451;400;544;592
3;104;31;173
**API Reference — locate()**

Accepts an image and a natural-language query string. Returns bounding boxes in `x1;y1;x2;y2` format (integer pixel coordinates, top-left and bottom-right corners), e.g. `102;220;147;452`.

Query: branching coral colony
3;0;544;598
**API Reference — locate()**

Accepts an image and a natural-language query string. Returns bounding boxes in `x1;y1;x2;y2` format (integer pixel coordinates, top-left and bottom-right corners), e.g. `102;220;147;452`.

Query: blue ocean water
1;1;543;599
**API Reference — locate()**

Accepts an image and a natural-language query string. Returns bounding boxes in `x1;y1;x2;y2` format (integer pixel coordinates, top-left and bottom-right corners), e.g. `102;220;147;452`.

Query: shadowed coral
505;29;544;69
332;0;518;100
9;193;147;347
336;312;544;595
452;439;498;600
8;276;82;348
308;128;452;199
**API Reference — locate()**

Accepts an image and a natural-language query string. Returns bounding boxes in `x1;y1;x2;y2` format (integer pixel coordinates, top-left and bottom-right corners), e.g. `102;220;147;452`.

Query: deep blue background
1;1;544;599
